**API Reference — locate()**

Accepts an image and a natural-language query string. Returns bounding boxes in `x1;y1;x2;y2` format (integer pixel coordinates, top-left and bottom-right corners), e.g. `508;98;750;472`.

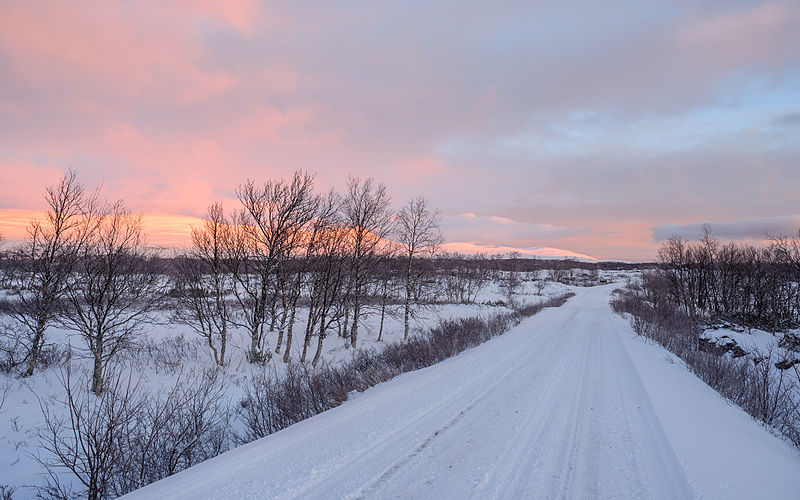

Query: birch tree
173;203;233;366
299;192;349;365
229;171;316;363
396;196;442;339
61;202;163;394
9;170;89;376
341;176;392;349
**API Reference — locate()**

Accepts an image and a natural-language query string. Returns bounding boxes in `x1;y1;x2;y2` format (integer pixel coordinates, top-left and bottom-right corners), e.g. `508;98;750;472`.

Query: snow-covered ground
124;284;800;499
0;276;573;497
701;323;800;364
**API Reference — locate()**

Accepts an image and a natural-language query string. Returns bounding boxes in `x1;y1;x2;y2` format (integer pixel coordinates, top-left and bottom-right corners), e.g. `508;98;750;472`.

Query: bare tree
228;172;316;363
534;269;547;296
770;229;800;276
697;224;719;314
38;364;229;498
300;193;350;365
374;252;400;342
9;170;89;376
61;202;163;393
771;229;800;326
173;203;233;366
112;368;229;496
658;236;691;316
341;176;392;349
396;196;442;339
37;364;144;500
277;192;331;363
656;227;800;332
501;252;523;308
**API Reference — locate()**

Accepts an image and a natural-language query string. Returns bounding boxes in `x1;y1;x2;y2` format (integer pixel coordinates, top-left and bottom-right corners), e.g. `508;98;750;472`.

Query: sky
0;0;799;261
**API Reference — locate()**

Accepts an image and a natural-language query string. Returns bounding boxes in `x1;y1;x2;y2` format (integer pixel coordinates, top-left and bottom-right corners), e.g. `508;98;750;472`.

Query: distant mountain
438;242;597;262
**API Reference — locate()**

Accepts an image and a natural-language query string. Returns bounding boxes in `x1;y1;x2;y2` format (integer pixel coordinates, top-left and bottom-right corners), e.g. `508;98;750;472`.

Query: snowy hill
439;241;597;261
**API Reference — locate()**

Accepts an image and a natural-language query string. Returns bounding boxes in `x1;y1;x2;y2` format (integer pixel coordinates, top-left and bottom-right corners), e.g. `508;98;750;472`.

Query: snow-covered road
126;285;800;499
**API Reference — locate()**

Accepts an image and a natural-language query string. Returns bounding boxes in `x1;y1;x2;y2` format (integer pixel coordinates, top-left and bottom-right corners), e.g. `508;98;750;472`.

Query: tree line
658;224;800;331
0;170;620;397
0;170;445;394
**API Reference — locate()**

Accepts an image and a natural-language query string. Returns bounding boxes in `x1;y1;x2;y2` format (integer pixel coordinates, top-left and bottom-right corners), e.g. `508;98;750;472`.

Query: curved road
127;285;799;499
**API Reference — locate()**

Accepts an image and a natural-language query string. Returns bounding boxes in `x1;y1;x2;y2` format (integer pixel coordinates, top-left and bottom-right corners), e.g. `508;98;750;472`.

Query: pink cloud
391;156;449;184
0;1;238;103
0;162;64;210
179;0;263;35
1;1;797;262
676;2;800;70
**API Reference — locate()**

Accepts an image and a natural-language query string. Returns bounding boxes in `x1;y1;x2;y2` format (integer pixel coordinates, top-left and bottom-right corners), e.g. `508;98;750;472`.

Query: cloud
1;1;799;262
441;213;587;248
652;215;800;241
773;112;800;127
675;2;800;72
0;161;64;209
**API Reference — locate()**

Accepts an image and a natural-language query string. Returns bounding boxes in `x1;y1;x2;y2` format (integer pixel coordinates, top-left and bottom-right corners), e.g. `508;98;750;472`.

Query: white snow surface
125;285;800;499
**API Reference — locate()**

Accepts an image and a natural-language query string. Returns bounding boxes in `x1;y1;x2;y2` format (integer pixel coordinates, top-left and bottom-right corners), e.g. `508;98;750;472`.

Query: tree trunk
24;317;47;377
249;328;261;363
91;348;104;394
341;305;349;339
300;300;317;363
378;291;387;342
312;321;326;367
275;293;290;354
404;258;413;340
300;323;311;363
404;283;412;340
207;330;220;366
88;477;100;500
283;299;299;363
350;283;360;349
219;326;227;366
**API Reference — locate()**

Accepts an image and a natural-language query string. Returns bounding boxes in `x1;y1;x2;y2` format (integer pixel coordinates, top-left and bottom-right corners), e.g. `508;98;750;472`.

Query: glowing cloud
1;1;798;261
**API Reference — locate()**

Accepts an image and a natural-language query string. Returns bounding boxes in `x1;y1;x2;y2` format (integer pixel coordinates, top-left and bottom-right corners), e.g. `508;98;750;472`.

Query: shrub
611;278;800;448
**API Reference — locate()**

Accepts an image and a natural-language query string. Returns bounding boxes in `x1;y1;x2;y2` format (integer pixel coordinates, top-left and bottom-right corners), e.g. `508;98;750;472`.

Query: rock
699;333;748;358
699;336;728;355
730;345;747;358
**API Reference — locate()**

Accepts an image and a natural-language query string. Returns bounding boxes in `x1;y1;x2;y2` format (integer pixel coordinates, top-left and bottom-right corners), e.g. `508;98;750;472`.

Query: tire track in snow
301;307;574;499
348;287;692;499
278;307;571;498
347;309;581;499
125;286;697;499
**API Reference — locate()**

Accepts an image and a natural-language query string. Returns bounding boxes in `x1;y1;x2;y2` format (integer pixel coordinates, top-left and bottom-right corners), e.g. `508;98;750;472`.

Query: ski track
125;285;799;500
